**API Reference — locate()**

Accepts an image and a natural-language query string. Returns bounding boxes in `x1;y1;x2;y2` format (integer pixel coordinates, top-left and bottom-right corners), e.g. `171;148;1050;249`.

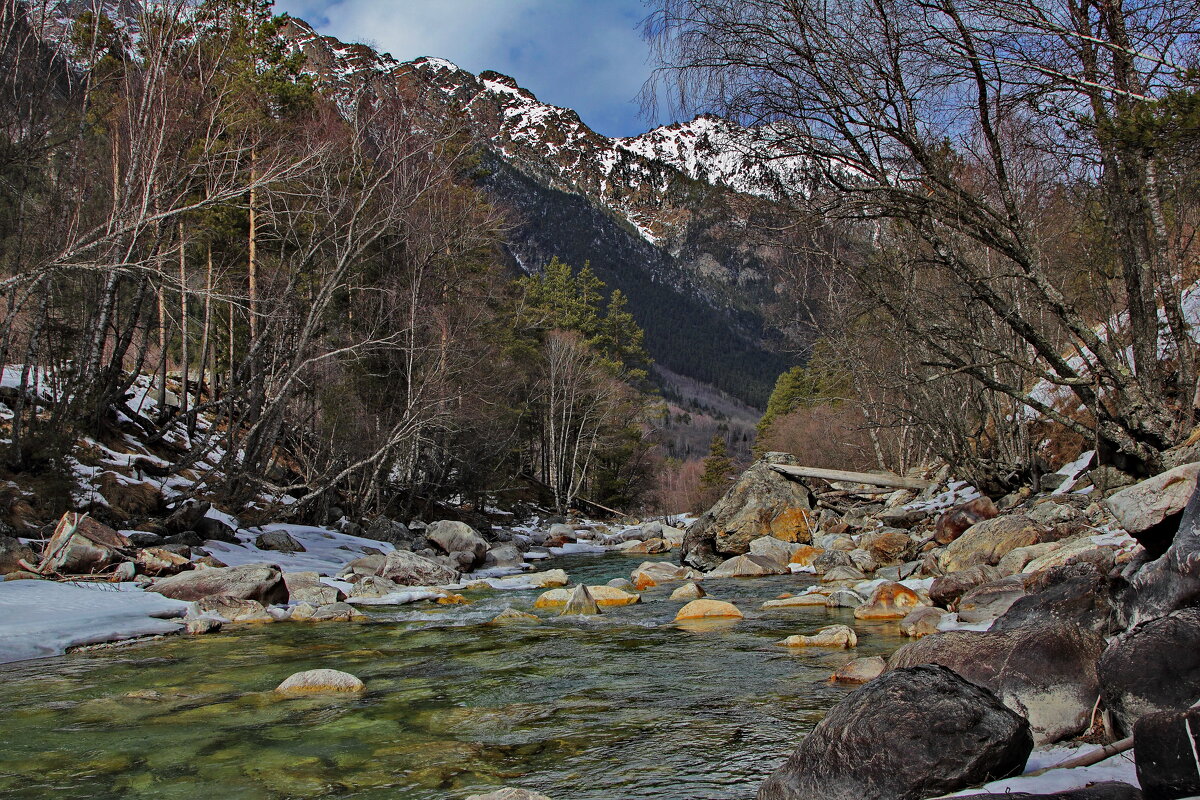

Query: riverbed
0;552;909;799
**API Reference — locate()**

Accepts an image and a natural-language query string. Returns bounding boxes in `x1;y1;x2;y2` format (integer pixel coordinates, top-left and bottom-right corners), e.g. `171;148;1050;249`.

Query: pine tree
699;434;734;494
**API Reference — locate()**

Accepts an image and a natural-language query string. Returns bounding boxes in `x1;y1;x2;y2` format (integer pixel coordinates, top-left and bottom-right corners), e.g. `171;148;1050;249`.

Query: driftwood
1022;737;1134;777
770;464;933;491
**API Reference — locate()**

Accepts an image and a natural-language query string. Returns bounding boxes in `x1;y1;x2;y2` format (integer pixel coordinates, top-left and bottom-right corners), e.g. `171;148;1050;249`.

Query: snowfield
0;580;189;664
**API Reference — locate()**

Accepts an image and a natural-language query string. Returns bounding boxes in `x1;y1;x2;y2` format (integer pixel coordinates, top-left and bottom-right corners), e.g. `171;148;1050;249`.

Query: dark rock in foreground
758;665;1032;800
1134;707;1200;800
887;621;1104;744
1099;607;1200;735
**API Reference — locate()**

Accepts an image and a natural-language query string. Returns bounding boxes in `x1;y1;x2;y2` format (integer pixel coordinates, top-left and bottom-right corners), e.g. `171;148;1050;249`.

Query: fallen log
1022;736;1134;776
770;464;933;491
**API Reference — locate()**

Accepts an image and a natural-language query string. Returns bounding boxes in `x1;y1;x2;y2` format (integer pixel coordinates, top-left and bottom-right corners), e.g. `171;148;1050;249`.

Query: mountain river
0;552;909;799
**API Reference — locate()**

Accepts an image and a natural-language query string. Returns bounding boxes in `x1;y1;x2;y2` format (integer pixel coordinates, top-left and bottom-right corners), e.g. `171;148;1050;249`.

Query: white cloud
272;0;663;136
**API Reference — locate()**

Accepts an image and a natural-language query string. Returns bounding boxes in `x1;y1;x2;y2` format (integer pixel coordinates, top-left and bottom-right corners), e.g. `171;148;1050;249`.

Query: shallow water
0;553;909;799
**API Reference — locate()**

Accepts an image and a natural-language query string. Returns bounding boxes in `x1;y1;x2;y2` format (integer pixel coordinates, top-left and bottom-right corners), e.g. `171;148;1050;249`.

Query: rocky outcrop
284;572;345;606
631;561;702;589
0;535;35;575
1132;707;1200;800
148;563;289;604
758;665;1032;800
888;622;1106;744
559;584;600;616
956;576;1029;625
194;596;274;624
930;565;1004;608
681;453;813;570
1099;607;1200;735
1118;484;1200;629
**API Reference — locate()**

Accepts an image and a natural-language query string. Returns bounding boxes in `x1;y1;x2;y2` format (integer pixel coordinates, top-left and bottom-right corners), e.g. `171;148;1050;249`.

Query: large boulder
426;521;489;569
681;453;814;570
940;515;1051;573
484;543;525;569
533;585;640;608
758;665;1033;800
35;513;131;575
377;550;459;586
164;500;210;536
360;516;412;546
147;563;288;604
888;622;1106;744
1105;462;1199;557
1098;607;1200;735
707;553;789;578
1133;707;1200;800
934;497;1000;545
1118;484;1200;629
991;563;1115;634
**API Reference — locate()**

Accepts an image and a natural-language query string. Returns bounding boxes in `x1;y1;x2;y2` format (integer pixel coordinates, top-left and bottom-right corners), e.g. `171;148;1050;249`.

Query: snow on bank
938;743;1138;797
0;580;189;664
201;522;396;577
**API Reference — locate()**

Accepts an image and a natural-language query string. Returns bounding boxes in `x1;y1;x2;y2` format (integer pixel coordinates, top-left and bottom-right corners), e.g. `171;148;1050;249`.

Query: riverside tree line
0;0;656;519
645;0;1200;489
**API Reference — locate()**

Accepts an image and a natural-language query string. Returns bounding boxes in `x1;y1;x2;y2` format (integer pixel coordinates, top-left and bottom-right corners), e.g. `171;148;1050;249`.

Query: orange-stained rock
789;545;824;566
674;598;743;621
769;506;816;543
854;581;924;620
534;585;641;608
436;593;470;605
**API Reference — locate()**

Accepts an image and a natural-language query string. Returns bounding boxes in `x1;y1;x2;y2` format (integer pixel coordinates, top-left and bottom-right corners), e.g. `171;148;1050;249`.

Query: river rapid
0;552;909;799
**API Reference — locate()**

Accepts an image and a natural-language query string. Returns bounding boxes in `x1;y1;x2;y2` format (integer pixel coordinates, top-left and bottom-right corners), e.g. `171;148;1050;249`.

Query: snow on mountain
279;18;814;244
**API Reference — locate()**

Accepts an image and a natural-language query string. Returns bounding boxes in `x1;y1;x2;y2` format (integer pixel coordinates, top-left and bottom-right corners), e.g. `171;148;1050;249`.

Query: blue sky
273;0;673;138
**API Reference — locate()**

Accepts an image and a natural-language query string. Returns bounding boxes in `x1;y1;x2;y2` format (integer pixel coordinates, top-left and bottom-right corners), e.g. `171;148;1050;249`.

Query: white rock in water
274;668;364;696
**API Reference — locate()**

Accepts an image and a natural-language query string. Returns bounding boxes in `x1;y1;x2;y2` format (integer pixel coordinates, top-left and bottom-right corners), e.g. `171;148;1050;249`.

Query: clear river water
0;552;908;799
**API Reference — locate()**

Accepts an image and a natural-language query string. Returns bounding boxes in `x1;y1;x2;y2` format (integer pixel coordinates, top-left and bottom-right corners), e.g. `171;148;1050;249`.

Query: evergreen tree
699;434;734;494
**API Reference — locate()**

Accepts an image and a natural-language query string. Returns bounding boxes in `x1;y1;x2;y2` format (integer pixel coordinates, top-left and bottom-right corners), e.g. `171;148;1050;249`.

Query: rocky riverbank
668;450;1200;799
2;446;1197;798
